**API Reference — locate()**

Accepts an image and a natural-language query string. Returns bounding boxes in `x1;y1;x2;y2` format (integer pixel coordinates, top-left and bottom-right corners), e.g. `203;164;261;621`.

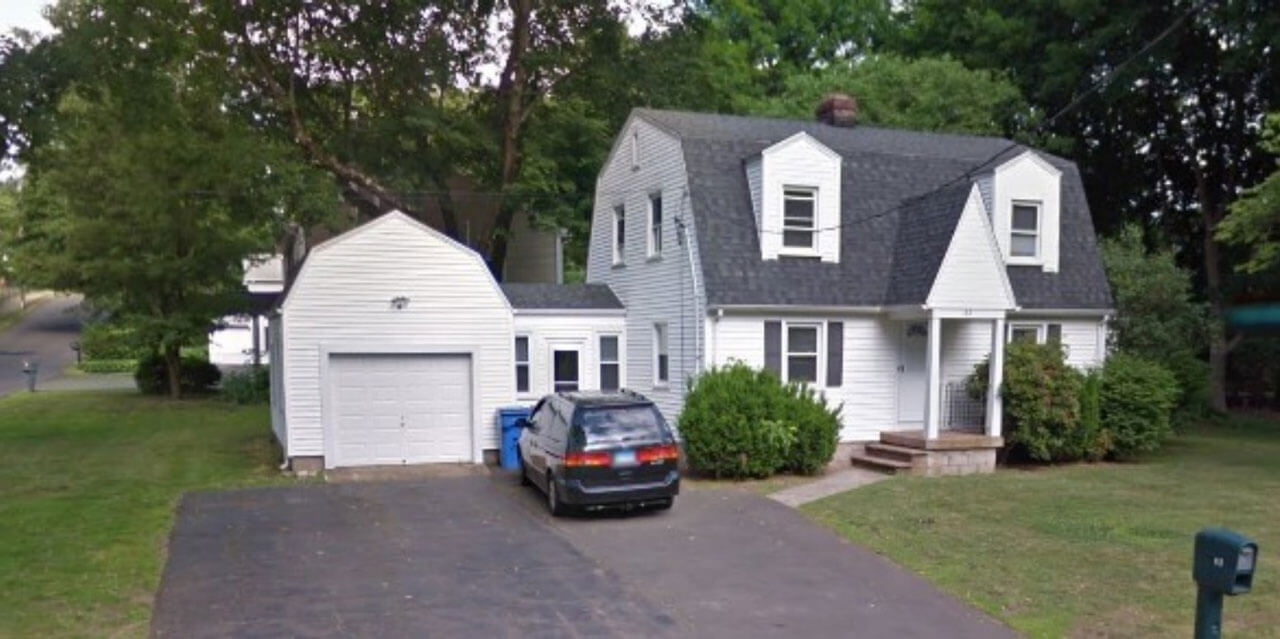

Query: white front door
897;322;929;423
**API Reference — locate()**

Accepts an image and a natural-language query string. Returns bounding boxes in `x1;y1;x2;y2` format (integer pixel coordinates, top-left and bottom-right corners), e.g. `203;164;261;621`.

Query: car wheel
546;474;568;517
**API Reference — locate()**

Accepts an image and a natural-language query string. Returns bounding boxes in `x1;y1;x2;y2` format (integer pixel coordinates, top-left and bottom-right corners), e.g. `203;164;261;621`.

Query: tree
1219;113;1280;274
896;0;1280;412
745;54;1030;136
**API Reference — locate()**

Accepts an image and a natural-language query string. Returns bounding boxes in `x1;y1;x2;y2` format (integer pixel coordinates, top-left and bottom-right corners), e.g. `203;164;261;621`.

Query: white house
269;212;623;471
583;105;1113;474
208;256;284;366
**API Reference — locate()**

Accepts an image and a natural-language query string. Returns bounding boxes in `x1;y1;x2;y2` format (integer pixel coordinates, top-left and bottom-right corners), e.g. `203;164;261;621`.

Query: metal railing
943;381;986;430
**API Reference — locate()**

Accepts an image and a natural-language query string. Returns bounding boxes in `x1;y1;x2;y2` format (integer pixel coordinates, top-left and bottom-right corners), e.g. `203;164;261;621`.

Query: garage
328;353;473;467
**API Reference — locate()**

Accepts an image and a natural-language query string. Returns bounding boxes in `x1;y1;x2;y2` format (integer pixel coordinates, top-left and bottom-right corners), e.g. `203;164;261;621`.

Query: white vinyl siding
269;316;286;445
927;186;1016;311
992;150;1062;271
510;313;626;399
279;213;513;462
586;116;705;422
757;132;841;263
514;335;531;395
1006;317;1105;368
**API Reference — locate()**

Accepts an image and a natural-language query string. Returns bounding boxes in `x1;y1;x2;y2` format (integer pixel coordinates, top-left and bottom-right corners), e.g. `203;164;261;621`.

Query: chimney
816;93;858;127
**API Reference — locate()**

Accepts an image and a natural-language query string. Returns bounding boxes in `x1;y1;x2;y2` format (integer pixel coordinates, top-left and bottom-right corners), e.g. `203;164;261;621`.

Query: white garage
326;353;473;466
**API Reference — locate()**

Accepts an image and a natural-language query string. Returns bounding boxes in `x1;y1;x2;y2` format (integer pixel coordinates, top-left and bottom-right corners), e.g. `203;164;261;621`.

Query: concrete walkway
769;466;889;507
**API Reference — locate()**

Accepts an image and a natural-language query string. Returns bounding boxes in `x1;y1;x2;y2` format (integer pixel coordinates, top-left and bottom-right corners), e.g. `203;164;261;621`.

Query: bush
221;366;270;404
77;359;137;374
969;341;1085;462
1078;370;1109;461
135;352;221;396
777;382;842;475
679;363;794;478
79;322;146;361
1100;353;1179;459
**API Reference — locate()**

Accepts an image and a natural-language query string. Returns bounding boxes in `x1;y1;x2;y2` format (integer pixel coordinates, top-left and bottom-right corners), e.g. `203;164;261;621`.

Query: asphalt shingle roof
500;283;624;310
634;108;1113;310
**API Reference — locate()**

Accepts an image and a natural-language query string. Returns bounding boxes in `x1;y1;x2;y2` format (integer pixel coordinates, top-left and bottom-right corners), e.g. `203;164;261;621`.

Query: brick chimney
816;93;858;127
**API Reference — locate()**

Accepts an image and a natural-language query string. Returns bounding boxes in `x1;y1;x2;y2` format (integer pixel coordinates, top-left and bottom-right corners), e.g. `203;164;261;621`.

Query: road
0;294;84;397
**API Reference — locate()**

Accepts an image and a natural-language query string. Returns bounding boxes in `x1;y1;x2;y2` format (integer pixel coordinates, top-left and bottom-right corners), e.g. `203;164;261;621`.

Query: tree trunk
489;0;532;278
164;342;182;400
1197;167;1234;413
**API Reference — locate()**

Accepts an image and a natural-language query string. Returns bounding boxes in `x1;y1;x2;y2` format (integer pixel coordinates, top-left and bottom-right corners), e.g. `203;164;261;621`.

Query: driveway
153;475;1012;638
0;294;83;397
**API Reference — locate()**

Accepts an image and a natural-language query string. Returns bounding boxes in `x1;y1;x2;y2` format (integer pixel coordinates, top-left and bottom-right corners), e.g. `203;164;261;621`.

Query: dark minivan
517;391;680;516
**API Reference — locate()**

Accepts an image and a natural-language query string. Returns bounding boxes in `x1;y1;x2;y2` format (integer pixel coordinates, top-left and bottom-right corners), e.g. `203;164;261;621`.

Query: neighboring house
269;212;621;470
208;256;284;366
584;105;1112;474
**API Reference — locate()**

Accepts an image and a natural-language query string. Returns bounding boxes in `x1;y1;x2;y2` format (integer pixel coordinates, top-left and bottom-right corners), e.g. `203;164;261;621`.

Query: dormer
991;150;1062;272
749;132;842;263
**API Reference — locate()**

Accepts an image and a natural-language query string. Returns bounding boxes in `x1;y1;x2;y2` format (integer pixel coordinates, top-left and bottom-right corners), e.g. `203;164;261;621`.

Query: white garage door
328;353;472;467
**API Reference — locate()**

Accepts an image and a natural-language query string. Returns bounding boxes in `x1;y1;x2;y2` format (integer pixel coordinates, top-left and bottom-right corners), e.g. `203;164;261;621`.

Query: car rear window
575;405;668;449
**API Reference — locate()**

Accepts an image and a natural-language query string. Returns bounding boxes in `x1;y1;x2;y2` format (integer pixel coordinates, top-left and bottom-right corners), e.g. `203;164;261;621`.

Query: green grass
0;391;294;638
804;416;1280;638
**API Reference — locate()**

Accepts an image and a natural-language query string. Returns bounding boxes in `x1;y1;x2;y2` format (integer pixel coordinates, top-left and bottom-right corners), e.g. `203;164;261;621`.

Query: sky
0;0;53;36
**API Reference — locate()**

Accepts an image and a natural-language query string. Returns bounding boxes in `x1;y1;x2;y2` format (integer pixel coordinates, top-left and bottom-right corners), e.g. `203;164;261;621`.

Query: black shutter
764;321;782;375
826;321;844;387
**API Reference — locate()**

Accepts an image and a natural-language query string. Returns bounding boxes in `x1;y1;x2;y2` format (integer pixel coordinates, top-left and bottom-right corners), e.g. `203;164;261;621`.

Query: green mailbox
1192;527;1259;639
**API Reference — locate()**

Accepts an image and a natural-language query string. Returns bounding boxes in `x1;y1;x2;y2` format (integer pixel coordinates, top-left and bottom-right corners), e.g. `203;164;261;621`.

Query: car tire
546;474;568;517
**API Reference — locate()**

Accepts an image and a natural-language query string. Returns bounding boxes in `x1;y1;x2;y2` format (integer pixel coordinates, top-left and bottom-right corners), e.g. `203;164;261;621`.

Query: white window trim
1007;322;1067;355
779;186;820;257
1008;199;1042;265
597;332;623;392
515;334;533;398
612;204;625;266
781;321;824;386
647;192;663;258
652;323;669;388
549;343;583;394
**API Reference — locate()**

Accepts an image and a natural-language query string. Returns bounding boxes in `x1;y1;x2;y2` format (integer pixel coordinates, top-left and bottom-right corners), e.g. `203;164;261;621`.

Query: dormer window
1010;201;1041;258
782;187;818;250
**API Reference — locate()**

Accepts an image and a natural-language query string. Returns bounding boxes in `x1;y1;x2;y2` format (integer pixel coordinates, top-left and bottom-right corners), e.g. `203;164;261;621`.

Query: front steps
850;430;1002;476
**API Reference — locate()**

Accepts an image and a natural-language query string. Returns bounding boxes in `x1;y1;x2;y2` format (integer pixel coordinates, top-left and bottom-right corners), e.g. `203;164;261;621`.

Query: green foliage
969;342;1087;461
1101;226;1210;416
79;322;146;361
221;366;270;405
134;353;220;396
1077;370;1108;461
1099;354;1179;459
679;362;840;478
747;54;1029;136
76;359;136;374
1219;112;1280;273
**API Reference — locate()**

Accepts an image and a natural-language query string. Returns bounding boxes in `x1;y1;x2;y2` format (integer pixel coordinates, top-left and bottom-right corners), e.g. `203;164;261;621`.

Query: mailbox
1194;527;1258;595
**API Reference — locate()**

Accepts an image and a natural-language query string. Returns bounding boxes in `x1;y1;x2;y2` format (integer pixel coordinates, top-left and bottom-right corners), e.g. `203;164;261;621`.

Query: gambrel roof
633;108;1113;310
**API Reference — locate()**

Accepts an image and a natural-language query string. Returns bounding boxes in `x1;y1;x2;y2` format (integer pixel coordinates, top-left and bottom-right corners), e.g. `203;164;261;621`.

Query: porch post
986;317;1005;438
924;313;942;440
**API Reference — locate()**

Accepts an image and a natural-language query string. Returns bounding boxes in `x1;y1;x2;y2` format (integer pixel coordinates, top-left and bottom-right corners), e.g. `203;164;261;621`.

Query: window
612;205;625;265
653;323;669;386
785;324;820;383
553;349;579;392
782;188;817;250
515;336;530;393
1010;201;1040;258
1010;325;1040;343
1046;323;1063;344
648;193;663;257
599;335;620;391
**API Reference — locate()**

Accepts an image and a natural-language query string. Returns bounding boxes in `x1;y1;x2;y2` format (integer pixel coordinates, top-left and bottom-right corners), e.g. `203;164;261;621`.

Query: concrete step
849;452;912;474
865;442;929;464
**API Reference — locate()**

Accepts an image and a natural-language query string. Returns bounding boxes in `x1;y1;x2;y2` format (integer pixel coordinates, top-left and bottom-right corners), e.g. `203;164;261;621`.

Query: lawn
804;416;1280;638
0;390;292;638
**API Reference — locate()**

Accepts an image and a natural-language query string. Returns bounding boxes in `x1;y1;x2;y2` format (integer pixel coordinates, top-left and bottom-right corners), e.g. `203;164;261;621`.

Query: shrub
678;363;792;478
1100;353;1179;459
221;366;270;404
777;382;842;475
77;359;137;374
79;322;146;361
135;352;221;396
1077;370;1110;461
969;341;1085;461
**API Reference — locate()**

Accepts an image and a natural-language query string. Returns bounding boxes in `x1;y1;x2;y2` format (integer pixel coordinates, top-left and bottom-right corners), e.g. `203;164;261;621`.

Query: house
208;256;284;367
583;103;1112;474
268;100;1112;475
268;212;621;471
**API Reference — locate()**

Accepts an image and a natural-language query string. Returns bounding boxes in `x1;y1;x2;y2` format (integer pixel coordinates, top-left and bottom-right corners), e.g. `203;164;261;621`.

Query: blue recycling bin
498;407;531;470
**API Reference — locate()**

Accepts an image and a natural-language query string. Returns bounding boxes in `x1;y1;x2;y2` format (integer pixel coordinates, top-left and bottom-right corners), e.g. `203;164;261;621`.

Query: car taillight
636;443;680;464
564;451;612;467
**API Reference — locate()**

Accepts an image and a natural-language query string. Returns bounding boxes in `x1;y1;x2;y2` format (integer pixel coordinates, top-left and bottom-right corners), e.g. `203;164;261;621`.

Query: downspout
675;187;701;377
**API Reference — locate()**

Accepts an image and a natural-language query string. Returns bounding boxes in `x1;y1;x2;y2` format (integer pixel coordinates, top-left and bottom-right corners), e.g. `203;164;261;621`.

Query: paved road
0;294;83;397
153;475;1012;638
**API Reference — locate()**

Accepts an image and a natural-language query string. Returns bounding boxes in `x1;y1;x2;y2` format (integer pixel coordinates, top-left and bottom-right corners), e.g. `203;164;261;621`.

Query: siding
941;319;998;387
993;151;1062;272
586;117;705;423
1011;316;1107;369
269;316;286;447
709;312;897;442
745;157;762;230
512;313;626;401
758;133;842;263
928;189;1015;310
280;213;514;461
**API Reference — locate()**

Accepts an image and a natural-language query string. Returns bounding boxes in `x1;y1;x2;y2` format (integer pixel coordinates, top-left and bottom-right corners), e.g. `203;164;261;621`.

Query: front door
552;348;580;392
897;322;928;423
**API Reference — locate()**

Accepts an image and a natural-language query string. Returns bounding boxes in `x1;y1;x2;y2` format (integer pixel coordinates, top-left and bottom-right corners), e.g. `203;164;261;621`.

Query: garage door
328;353;472;467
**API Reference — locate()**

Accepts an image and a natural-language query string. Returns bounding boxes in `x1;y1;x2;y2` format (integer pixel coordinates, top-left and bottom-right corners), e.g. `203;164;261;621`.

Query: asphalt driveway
152;475;1012;638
